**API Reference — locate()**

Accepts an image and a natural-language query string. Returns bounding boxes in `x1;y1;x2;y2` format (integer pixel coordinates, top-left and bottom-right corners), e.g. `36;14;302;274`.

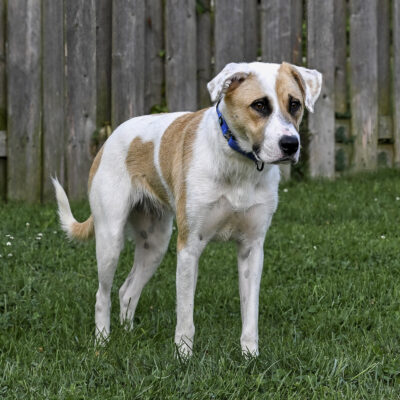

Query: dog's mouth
270;156;296;165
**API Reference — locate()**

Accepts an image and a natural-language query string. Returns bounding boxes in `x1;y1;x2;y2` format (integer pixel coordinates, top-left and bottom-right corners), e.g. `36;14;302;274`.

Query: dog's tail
52;177;94;241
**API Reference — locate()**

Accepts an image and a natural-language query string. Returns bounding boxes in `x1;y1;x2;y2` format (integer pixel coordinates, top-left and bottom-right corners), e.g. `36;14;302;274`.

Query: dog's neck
200;106;276;185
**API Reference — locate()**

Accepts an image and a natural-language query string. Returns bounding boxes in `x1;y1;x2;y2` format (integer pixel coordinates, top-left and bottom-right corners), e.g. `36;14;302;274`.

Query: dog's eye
251;98;271;116
289;98;301;114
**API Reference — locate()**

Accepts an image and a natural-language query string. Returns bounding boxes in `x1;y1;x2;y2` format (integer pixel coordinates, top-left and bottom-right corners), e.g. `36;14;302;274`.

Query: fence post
334;0;348;115
197;0;212;108
243;0;259;63
7;0;42;202
349;0;378;170
290;0;303;66
0;0;5;200
145;0;164;113
112;0;145;128
307;0;335;178
394;0;400;167
215;0;245;73
377;0;392;166
165;0;197;112
65;0;97;200
261;0;291;63
42;0;65;201
96;0;112;129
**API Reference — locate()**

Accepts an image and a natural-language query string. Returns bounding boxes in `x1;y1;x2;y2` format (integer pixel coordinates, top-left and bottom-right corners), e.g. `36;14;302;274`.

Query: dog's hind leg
119;207;173;329
94;215;126;343
92;175;131;342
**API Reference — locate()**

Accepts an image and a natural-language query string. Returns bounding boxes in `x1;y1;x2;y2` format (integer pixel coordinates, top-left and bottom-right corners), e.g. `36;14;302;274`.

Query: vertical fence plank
261;0;291;63
112;0;145;127
290;0;303;65
165;0;196;111
243;0;258;62
0;0;5;200
145;0;164;113
261;0;292;179
96;0;112;128
377;0;392;141
334;0;347;115
394;0;400;167
215;0;245;72
197;0;212;108
350;0;378;170
307;0;335;178
7;0;42;202
65;0;96;199
42;0;65;201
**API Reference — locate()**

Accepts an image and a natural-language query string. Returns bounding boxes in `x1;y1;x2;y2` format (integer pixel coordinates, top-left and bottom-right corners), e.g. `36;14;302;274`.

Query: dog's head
207;62;322;164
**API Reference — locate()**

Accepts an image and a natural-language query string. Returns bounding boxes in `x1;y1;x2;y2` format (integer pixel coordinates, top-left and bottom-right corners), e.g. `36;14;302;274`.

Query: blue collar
216;101;264;171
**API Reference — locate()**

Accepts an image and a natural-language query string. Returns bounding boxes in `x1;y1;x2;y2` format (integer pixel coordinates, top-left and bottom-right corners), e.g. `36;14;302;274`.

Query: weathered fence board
307;0;335;178
0;0;5;200
377;0;392;140
261;0;291;63
42;0;65;201
215;0;245;73
96;0;112;128
165;0;197;111
65;0;96;199
334;0;348;115
394;0;400;167
144;0;164;113
350;0;378;170
197;0;212;108
112;0;145;127
7;0;42;202
290;0;303;65
243;0;259;63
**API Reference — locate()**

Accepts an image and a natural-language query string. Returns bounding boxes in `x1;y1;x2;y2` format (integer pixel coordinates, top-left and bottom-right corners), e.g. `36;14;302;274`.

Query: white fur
52;177;78;239
54;62;322;357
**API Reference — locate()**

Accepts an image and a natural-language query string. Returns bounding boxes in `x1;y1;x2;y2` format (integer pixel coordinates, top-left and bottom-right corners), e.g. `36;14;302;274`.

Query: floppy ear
291;65;323;113
207;62;251;103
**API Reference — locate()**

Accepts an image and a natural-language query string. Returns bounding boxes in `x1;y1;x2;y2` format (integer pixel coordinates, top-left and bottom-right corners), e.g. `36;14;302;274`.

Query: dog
53;61;322;357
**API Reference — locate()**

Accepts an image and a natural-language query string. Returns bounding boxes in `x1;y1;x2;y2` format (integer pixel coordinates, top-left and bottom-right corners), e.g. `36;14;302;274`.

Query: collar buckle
255;160;264;171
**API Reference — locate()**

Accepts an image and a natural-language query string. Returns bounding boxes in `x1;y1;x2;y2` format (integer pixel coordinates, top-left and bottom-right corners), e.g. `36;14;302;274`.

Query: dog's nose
279;135;299;156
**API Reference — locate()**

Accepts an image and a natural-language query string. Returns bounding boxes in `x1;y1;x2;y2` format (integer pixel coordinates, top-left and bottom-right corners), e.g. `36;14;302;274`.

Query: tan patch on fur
71;215;94;240
88;146;104;191
126;138;169;205
160;109;206;251
276;62;305;129
224;74;270;147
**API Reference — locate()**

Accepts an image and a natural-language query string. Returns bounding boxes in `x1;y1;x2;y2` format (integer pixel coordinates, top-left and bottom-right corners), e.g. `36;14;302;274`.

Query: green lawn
1;170;400;399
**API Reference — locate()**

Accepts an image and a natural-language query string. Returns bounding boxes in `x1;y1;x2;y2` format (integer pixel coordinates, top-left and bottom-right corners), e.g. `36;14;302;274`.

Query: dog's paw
241;342;259;358
94;329;110;347
174;338;193;361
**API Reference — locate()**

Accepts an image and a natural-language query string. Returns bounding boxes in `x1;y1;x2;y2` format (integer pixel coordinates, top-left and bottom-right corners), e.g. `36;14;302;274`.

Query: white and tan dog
53;62;322;357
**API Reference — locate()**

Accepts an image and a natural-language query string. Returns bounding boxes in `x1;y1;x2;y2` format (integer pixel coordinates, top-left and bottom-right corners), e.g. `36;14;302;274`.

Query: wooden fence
0;0;399;202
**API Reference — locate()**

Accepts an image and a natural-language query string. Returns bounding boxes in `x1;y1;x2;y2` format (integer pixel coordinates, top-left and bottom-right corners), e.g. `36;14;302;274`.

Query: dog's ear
288;63;323;113
207;63;251;103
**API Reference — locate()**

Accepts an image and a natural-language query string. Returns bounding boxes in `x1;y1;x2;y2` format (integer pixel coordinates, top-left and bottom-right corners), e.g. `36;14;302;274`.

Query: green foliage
1;170;400;398
335;148;346;172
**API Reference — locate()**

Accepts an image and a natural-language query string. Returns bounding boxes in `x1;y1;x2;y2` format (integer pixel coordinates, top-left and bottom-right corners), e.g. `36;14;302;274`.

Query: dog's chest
188;177;278;242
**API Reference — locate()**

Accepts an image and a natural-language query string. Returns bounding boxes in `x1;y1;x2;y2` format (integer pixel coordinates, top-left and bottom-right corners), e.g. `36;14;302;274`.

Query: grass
1;169;400;399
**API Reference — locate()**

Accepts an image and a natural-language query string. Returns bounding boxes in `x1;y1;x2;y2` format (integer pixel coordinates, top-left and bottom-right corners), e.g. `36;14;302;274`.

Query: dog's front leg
175;245;200;357
237;237;265;357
